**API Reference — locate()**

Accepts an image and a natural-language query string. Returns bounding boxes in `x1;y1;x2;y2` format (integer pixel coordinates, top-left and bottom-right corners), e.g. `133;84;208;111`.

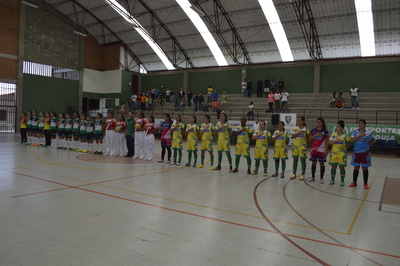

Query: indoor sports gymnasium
1;0;400;265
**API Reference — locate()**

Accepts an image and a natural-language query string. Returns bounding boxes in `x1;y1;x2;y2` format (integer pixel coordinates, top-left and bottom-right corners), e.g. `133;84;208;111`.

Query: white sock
99;143;103;152
94;142;98;152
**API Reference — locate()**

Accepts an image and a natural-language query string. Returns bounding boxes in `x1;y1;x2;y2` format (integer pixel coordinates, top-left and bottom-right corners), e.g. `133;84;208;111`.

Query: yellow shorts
217;140;230;152
172;138;183;149
292;145;308;158
254;147;269;160
273;146;288;160
201;139;213;151
187;141;198;151
329;152;347;166
235;144;250;156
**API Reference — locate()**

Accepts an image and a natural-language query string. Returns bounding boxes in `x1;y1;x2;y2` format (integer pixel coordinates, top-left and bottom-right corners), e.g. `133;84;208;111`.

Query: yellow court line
35;153;210;171
17;165;346;234
347;168;380;235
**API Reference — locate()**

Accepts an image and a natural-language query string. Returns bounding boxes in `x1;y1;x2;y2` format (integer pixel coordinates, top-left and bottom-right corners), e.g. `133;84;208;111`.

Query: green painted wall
320;62;400;93
23;74;79;114
141;73;184;92
247;66;314;93
188;69;242;94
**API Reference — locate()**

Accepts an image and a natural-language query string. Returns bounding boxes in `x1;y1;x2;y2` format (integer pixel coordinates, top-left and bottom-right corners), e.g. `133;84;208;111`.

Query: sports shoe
139;157;144;160
176;162;181;166
185;163;191;167
132;156;139;159
82;150;87;153
94;151;99;154
272;173;279;177
214;166;221;170
290;174;296;179
308;178;315;182
320;179;324;184
170;161;176;165
230;168;238;173
364;184;369;189
349;182;357;187
197;164;204;168
165;161;170;164
280;173;285;178
247;170;251;175
209;166;214;170
329;180;334;185
299;175;305;180
158;160;164;163
124;155;131;157
98;152;103;155
340;182;345;186
251;170;258;175
192;164;196;168
264;172;268;176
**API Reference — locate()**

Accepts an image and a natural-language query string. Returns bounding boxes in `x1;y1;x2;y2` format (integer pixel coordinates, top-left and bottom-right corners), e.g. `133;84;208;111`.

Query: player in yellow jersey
328;120;351;186
212;113;233;171
184;116;199;167
197;115;215;169
251;121;271;176
291;116;310;180
170;114;185;166
231;117;253;174
271;121;290;178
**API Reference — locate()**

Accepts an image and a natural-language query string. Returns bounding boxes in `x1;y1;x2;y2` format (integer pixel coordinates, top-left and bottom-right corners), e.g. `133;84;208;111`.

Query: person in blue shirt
349;119;375;189
212;90;219;112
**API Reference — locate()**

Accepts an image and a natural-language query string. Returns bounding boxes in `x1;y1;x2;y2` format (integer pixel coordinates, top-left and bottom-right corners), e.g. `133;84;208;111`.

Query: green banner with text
327;124;400;142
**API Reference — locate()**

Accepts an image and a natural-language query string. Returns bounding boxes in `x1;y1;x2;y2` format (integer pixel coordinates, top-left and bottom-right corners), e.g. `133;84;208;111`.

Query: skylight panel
258;0;294;62
106;0;175;70
175;0;228;66
354;0;376;57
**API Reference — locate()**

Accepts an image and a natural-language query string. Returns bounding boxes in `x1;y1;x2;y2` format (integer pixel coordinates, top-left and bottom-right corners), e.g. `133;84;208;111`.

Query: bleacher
136;92;400;127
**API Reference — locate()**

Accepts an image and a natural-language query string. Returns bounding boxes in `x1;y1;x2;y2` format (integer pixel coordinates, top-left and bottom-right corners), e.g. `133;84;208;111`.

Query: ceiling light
73;31;87;37
354;0;375;57
189;5;205;17
176;0;228;66
258;0;294;62
123;21;139;29
106;0;175;70
20;1;39;8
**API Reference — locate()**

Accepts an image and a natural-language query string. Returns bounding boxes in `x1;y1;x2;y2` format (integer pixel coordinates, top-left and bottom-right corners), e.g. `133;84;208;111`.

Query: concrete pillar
78;37;84;112
313;62;321;93
16;5;26;132
183;70;189;92
241;67;247;81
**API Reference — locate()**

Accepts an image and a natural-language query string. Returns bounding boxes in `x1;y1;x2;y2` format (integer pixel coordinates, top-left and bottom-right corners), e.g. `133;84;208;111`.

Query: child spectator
281;89;289;113
336;92;345;108
207;85;213;103
247;102;255;121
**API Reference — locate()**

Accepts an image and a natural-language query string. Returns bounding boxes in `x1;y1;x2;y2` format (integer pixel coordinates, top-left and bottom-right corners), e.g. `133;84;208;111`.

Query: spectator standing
169;88;174;103
281;89;289;113
187;89;193;107
136;93;142;111
267;91;274;112
350;85;359;109
212;89;219;112
128;97;134;112
278;77;284;90
166;88;170;103
256;78;263;98
246;78;252;98
154;87;160;103
270;78;277;93
328;91;336;108
264;76;270;98
241;79;247;98
274;89;281;113
131;93;137;111
193;93;199;112
174;92;180;111
198;92;204;112
207;85;213;103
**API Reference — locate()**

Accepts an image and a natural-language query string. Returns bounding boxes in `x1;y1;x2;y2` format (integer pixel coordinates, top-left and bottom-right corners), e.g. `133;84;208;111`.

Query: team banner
280;113;297;130
327;123;400;142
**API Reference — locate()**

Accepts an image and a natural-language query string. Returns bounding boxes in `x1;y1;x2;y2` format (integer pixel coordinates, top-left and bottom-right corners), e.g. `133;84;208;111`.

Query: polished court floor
1;133;400;266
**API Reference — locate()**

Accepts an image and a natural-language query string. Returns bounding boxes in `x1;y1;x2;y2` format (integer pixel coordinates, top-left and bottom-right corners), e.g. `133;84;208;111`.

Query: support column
183;70;189;92
313;62;321;93
241;67;247;81
16;4;26;132
78;36;84;112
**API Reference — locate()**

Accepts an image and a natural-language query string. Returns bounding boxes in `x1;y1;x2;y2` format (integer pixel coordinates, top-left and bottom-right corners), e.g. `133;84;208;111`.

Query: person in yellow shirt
212;113;233;171
184;116;199;167
43;112;51;147
197;115;215;169
231;117;253;174
19;112;27;144
170;114;185;166
291;116;310;180
251;121;271;175
271;121;290;178
328;120;351;186
207;85;213;103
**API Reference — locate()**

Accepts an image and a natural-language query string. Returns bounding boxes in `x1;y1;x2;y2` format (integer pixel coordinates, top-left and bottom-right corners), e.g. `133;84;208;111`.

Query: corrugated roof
45;0;400;71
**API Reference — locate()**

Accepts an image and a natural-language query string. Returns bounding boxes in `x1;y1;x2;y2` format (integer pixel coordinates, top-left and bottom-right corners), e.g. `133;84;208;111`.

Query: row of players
19;111;374;189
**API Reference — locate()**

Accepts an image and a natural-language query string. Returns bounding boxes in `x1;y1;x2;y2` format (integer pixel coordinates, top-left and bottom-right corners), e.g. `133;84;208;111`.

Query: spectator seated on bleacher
335;92;346;108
